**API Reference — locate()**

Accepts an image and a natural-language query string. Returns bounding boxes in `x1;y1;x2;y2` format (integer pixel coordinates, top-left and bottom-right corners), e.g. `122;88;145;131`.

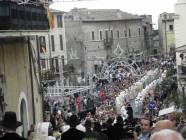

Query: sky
50;0;177;29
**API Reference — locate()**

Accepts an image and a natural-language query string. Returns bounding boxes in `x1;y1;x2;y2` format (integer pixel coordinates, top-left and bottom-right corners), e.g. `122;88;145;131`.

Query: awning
158;106;182;116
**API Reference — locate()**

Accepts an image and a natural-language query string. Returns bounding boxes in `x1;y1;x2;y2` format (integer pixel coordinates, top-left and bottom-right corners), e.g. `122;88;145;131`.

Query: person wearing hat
0;111;27;140
60;114;84;140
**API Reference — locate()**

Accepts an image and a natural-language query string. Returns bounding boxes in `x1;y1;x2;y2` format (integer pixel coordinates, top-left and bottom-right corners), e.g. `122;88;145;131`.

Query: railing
0;1;49;30
103;38;113;48
46;85;95;96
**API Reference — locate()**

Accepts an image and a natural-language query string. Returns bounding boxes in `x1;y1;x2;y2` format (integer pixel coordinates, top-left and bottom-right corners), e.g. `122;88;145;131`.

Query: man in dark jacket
61;114;84;140
102;118;114;140
0;111;27;140
113;115;125;140
83;119;101;140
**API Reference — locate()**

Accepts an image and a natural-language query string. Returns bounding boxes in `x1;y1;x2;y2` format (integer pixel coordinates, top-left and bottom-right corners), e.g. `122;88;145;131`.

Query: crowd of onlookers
94;59;161;121
2;56;184;140
30;111;186;140
1;109;186;140
33;57;186;140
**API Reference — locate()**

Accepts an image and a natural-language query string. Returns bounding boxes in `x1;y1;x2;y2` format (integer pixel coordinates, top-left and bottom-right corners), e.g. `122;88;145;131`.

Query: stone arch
17;92;29;138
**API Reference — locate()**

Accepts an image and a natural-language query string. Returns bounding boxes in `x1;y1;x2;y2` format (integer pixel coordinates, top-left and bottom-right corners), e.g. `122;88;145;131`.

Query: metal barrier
46;85;95;96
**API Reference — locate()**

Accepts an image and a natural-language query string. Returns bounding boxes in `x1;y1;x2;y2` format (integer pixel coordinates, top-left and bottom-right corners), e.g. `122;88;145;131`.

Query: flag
76;96;80;112
47;9;54;29
41;47;47;53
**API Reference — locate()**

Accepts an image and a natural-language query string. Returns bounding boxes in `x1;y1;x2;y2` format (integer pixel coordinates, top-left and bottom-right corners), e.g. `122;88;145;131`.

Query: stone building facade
175;0;186;111
65;8;152;84
39;9;67;87
158;12;175;57
0;1;49;137
151;30;160;57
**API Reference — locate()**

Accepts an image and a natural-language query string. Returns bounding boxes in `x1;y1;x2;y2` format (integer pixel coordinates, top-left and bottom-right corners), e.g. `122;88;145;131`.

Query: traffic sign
148;101;156;110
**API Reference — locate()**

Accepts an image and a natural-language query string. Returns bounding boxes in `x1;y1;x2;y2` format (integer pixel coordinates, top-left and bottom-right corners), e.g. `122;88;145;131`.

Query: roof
68;8;142;21
49;8;65;14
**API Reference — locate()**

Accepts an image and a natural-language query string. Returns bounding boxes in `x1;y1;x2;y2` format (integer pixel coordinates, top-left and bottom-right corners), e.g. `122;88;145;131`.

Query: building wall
82;20;145;74
175;0;186;66
64;9;153;83
175;0;186;48
152;31;160;56
39;10;68;86
64;19;86;83
158;12;175;56
0;38;43;135
141;15;153;56
40;10;67;69
49;12;67;63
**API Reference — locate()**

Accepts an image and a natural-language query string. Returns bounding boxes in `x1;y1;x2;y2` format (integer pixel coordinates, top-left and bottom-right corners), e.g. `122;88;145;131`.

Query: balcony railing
0;1;49;30
103;38;113;48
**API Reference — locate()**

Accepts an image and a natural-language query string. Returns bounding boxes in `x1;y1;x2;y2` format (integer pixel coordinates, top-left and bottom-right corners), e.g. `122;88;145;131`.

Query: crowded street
1;0;186;139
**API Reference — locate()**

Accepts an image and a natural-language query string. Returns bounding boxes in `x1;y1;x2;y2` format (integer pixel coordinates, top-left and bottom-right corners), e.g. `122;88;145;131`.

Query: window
0;7;9;16
105;30;108;42
169;15;172;19
94;65;98;74
61;56;64;67
169;25;173;31
164;14;167;20
129;29;131;37
39;36;46;53
59;35;63;50
117;31;119;38
55;57;59;73
50;58;54;70
91;31;95;40
144;26;147;32
51;35;55;51
153;49;158;55
41;59;46;69
138;28;141;36
99;31;103;40
124;30;127;37
57;15;62;28
110;30;113;38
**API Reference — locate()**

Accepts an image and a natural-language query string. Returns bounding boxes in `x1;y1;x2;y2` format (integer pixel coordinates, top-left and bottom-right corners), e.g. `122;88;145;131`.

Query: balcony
0;1;49;31
103;38;113;49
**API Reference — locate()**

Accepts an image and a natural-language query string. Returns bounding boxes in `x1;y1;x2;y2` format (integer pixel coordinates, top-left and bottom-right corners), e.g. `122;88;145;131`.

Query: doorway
20;99;28;138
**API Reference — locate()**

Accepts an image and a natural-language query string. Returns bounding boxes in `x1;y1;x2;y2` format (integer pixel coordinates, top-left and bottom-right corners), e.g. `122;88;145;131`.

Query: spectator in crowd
27;124;36;140
177;115;186;132
83;119;100;140
76;121;86;132
138;117;152;140
102;118;114;140
180;126;186;139
48;123;56;140
150;129;184;140
0;127;3;137
112;115;124;140
0;111;27;140
60;114;84;140
53;126;61;140
154;120;174;132
93;121;108;140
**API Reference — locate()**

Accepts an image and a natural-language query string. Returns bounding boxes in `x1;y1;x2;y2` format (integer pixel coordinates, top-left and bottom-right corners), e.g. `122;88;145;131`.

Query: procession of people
1;57;186;140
